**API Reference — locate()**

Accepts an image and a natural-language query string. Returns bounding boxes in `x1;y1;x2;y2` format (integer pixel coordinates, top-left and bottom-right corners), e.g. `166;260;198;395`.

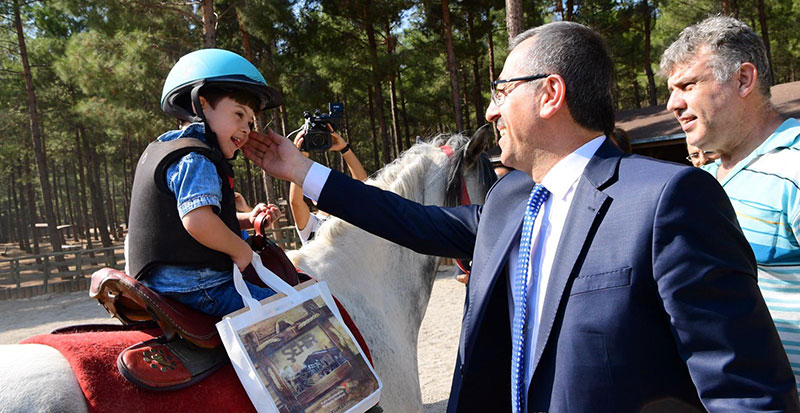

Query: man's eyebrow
668;75;692;89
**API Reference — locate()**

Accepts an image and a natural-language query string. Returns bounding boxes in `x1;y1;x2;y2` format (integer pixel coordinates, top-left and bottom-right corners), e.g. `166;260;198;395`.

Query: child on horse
127;49;283;318
121;49;284;390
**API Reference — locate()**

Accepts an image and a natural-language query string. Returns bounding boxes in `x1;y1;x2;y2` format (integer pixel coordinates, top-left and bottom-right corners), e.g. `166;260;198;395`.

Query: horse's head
437;124;497;207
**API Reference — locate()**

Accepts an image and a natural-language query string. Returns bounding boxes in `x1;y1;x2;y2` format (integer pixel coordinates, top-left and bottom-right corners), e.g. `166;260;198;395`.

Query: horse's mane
307;133;474;248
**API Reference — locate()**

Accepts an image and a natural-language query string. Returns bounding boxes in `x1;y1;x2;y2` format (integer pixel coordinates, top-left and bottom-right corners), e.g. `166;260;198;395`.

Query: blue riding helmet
161;49;283;122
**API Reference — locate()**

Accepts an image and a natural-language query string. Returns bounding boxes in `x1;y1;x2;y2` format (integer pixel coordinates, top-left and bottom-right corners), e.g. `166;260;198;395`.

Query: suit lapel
461;174;532;358
530;139;620;374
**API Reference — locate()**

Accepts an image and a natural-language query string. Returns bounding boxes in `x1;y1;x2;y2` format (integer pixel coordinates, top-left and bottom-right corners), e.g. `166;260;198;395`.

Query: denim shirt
141;123;232;293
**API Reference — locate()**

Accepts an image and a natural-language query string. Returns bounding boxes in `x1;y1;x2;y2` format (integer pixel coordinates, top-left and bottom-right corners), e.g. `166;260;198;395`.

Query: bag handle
232;251;297;310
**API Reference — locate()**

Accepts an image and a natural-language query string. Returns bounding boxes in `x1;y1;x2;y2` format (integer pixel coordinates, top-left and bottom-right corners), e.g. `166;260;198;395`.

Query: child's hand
250;203;281;229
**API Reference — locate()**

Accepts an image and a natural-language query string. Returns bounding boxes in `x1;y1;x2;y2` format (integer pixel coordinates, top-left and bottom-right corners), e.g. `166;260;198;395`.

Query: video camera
301;102;344;152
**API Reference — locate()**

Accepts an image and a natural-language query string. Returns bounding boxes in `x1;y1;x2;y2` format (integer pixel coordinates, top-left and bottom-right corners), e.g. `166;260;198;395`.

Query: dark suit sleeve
315;169;480;259
652;167;799;411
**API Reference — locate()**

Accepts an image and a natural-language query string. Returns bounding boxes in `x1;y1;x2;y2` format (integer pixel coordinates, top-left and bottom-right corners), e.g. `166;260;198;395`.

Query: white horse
0;130;495;413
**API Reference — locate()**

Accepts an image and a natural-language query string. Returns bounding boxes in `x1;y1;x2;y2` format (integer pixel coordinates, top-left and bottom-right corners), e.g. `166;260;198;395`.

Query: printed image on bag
237;296;379;413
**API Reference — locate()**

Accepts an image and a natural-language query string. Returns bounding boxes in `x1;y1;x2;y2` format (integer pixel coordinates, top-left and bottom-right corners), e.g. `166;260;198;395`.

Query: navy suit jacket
317;140;799;412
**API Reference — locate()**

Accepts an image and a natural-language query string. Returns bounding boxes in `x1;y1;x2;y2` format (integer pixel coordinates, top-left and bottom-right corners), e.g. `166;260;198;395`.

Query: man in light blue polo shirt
662;16;800;392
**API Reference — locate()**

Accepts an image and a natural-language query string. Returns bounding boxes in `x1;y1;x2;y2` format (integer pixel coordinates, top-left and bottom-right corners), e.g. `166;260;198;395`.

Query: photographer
290;129;367;245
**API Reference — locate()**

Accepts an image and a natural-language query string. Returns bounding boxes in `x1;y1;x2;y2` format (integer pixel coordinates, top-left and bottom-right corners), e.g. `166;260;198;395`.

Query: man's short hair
510;22;615;136
659;16;772;97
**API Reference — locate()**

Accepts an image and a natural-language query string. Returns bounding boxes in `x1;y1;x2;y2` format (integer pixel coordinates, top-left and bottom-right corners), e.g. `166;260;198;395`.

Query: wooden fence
0;227;301;301
0;245;124;300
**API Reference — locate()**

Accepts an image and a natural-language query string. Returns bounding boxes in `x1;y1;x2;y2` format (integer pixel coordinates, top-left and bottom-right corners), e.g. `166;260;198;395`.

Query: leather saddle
90;226;300;349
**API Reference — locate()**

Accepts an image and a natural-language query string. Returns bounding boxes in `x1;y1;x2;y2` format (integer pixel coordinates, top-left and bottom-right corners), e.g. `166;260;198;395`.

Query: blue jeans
166;279;276;318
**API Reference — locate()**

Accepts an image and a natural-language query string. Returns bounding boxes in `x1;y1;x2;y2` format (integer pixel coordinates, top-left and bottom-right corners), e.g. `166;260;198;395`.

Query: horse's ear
465;124;493;166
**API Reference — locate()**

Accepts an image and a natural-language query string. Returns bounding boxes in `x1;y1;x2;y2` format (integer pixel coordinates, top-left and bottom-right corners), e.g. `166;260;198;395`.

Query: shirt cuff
302;162;331;202
177;195;221;218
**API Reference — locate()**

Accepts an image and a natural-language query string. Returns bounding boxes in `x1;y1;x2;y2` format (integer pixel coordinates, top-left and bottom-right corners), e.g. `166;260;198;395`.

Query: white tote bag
216;251;382;413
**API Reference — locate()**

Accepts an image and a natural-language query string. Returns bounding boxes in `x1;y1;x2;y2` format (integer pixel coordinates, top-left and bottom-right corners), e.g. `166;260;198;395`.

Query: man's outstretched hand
244;130;314;185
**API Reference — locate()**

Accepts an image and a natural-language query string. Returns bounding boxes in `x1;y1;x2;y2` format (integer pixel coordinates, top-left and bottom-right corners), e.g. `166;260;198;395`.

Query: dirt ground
0;266;466;413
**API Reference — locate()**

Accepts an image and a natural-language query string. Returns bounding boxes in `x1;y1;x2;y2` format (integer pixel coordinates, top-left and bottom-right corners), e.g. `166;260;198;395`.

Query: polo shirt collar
706;118;800;185
753;118;800;156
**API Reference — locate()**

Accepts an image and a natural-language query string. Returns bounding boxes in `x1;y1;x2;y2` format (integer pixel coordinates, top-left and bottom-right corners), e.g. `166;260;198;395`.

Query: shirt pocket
570;267;632;296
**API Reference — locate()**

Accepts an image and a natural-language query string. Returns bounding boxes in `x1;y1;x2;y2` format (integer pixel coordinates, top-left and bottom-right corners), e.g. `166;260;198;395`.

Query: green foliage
0;0;798;241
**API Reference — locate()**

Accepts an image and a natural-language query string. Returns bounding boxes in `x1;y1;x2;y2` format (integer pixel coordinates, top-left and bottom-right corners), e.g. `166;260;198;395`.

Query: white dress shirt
513;136;605;402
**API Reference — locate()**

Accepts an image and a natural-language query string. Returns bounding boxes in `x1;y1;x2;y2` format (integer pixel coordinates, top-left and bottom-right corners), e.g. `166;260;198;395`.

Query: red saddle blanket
22;325;256;413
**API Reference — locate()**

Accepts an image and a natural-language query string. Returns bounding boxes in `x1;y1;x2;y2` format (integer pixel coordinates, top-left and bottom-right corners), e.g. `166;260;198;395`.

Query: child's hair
201;84;261;114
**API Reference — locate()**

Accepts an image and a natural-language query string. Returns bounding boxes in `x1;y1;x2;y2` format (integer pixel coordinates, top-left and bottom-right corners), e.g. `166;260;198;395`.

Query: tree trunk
368;89;380;169
397;70;412;150
63;162;78;242
201;0;216;48
442;0;464;131
24;162;40;258
13;0;63;254
2;184;10;244
757;0;774;86
261;170;274;204
632;78;642;109
10;171;27;251
74;133;92;249
384;19;403;156
642;0;658;106
104;156;119;239
487;25;499;143
462;68;472;131
363;10;390;165
565;0;574;20
80;126;111;247
237;8;253;62
342;92;352;144
506;0;525;42
468;10;485;127
122;136;131;225
51;158;61;225
488;26;496;83
721;0;731;15
244;159;254;207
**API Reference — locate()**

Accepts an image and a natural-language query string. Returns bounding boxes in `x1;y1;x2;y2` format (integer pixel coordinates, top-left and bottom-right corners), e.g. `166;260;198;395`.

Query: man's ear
737;62;758;98
539;75;566;119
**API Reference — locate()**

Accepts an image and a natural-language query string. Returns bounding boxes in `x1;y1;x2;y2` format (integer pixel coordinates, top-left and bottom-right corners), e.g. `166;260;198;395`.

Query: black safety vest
127;138;240;279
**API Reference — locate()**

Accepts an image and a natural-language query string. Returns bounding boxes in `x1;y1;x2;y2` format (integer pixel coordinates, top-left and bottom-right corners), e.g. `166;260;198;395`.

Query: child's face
201;96;255;159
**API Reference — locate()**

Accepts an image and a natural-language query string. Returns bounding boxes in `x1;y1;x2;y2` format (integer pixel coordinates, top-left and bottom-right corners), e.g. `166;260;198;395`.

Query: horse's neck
288;147;449;338
288;221;440;335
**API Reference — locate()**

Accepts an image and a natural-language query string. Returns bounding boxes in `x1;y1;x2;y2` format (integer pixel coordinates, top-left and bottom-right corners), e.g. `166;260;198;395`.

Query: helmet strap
190;83;222;152
190;83;206;123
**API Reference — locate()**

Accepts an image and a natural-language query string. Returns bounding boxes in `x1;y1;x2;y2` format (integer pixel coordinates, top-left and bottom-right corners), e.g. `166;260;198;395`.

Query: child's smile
201;96;255;159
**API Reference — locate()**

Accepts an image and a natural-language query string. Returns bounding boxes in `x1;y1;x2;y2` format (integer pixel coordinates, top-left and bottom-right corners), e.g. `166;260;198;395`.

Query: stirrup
117;335;228;391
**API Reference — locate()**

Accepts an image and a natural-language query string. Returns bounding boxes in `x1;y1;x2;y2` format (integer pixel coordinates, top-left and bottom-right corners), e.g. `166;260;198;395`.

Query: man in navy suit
246;21;798;412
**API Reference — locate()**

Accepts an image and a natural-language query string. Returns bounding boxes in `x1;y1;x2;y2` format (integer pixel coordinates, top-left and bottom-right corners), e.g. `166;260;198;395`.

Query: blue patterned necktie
511;184;550;413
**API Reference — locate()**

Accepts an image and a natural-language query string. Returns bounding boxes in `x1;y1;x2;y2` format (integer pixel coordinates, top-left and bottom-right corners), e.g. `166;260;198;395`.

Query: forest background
1;0;798;256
